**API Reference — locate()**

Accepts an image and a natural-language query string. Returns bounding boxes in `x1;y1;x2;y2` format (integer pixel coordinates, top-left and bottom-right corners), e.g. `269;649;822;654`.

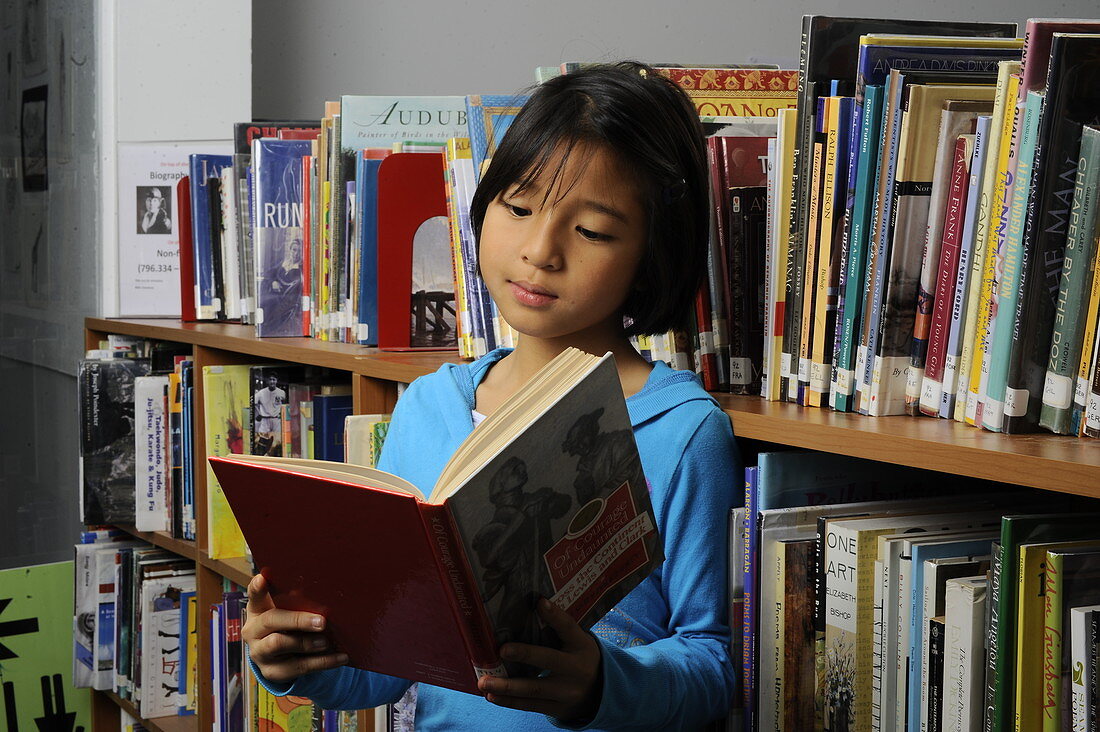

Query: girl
244;61;741;730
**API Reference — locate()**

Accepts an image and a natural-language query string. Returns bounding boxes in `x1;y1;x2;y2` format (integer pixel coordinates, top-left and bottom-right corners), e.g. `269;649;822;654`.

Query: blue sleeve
552;409;740;730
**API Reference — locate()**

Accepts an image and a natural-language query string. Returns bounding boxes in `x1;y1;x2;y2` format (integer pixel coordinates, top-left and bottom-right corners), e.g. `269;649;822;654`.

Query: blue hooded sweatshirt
255;349;740;730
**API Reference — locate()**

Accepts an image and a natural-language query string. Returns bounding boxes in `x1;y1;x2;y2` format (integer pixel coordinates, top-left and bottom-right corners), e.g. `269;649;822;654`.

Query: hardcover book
188;154;234;320
252;138;313;337
210;349;661;695
655;67;797;118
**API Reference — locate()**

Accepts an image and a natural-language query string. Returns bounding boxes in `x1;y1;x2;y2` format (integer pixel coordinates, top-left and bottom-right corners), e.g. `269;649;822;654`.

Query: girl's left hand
478;598;602;722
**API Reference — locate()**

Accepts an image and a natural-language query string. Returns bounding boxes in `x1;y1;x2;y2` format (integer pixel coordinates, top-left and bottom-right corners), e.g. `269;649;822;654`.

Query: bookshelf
82;316;1100;731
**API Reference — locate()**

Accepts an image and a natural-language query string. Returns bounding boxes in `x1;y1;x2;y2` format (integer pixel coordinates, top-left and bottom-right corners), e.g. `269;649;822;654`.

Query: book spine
743;466;760;731
1073;228;1100;433
921;136;973;416
800;123;826;404
823;522;861;730
784;539;817;731
1088;610;1100;729
832;96;867;411
1070;608;1089;731
1040;126;1100;433
943;118;991;418
965;64;1021;426
982;91;1043;431
763;537;785;732
859;77;904;415
983;542;1003;732
810;97;842;406
1043;552;1065;732
419;503;505;679
895;555;913;730
928;618;945;732
871;556;887;732
838;85;882;412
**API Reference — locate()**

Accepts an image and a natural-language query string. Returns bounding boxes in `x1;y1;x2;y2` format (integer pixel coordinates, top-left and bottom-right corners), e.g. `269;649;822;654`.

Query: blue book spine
941;116;993;418
834;85;884;411
906;537;995;732
981;92;1043;430
178;590;195;715
858;77;905;413
830;96;864;409
181;361;194;541
189;155;233;319
253;139;312;338
356;157;384;345
313;394;353;462
742;466;759;732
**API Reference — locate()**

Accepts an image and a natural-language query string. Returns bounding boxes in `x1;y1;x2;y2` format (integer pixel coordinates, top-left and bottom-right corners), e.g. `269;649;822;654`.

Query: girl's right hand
243;574;349;684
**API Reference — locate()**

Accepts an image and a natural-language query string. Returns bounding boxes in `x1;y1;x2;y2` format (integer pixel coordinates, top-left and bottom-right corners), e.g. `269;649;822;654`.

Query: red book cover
376;153;458;350
176;176;197;322
209;456;491;694
278;129;322;141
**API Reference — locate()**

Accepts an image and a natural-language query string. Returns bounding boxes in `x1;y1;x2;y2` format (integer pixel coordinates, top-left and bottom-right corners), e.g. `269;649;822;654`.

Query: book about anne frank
79;357;152;525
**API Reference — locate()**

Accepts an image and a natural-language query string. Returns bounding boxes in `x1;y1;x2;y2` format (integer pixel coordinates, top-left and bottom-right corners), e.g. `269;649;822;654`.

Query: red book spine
693;287;718;390
418;502;505;679
177;176;198;322
923;137;972;396
302;155;312;336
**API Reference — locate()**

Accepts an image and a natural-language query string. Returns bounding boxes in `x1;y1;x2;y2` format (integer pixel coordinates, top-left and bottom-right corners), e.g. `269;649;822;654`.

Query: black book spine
928;618;945;732
207;177;226;320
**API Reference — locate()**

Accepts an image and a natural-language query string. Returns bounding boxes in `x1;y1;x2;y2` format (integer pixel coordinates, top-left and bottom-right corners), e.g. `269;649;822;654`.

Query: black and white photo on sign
21;85;47;191
136;186;172;235
20;0;47;78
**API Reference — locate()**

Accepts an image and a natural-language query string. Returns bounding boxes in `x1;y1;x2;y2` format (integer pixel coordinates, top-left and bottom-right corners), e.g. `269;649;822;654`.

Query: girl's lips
509;281;558;307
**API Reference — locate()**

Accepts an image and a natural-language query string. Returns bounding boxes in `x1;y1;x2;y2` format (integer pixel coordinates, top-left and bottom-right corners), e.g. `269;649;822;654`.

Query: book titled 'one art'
209;348;662;694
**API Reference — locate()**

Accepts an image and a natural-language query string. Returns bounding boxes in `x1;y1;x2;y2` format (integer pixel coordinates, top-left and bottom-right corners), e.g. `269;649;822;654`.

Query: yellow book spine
964;63;1021;425
954;61;1019;422
811;98;840;407
770;108;798;401
1014;544;1047;731
444;138;472;358
1075;239;1100;434
320;178;332;342
801;140;825;397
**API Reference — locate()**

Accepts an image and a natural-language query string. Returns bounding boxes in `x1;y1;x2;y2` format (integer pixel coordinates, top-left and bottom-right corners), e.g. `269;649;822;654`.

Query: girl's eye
576;226;611;242
504;202;531;218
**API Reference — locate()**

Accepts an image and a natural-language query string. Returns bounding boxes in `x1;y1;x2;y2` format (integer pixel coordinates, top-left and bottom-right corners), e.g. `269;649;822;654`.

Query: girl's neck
475;325;652;416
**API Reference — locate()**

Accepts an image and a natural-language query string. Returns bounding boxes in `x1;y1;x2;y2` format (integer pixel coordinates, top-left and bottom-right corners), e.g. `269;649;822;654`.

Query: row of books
750;17;1100;441
172;65;799;365
731;449;1100;732
72;529;197;719
76;336;380;558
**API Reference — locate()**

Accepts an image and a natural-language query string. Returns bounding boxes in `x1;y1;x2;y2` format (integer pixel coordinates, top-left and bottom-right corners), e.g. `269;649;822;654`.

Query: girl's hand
478;598;602;722
243;574;348;684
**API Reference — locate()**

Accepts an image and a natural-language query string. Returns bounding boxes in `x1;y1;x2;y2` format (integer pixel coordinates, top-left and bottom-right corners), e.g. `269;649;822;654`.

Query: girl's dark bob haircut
469;61;709;337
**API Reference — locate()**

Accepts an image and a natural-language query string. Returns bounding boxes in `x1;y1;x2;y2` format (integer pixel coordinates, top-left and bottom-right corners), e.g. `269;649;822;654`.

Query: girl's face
479;143;647;343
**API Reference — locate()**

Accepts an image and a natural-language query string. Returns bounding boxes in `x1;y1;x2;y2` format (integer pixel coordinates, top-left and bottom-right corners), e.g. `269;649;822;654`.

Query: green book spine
834;85;884;412
1040;125;1100;433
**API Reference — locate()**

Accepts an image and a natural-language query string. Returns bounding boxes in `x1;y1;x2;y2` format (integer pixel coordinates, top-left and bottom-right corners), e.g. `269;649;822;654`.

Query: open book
209;348;662;694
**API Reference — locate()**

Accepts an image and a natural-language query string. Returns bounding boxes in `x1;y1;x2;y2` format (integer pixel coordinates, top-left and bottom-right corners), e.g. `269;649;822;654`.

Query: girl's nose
520;221;564;271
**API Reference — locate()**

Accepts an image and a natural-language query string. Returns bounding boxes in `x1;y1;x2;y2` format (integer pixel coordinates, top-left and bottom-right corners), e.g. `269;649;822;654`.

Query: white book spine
134;375;170;532
895;556;913;727
1070;607;1098;732
872;557;886;732
944;579;986;732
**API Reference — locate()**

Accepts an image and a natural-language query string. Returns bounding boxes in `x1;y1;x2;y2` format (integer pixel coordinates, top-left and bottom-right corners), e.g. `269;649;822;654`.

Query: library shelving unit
82;316;1100;730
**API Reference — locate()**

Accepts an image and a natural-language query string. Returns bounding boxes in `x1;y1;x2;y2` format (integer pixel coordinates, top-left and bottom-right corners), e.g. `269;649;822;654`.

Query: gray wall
1;0;99;570
252;0;1066;119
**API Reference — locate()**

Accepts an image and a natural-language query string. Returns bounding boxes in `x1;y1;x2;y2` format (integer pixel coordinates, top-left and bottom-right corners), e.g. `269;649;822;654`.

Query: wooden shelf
86;318;460;382
717;394;1100;498
113;525;198;560
101;691;198;732
201;552;255;589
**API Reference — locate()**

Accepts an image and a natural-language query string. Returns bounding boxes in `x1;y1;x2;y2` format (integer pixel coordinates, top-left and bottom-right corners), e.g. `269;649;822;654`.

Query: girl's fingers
246;574;275;614
263;631;332;657
500;641;572;676
535;598;590;650
256;608;326;638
